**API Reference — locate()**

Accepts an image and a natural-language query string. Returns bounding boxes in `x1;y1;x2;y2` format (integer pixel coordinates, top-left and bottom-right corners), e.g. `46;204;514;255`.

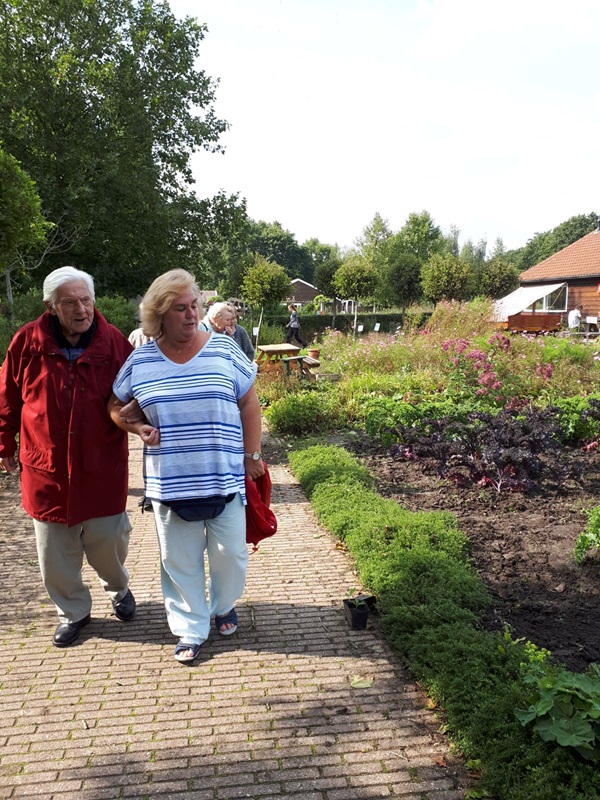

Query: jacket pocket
19;446;56;471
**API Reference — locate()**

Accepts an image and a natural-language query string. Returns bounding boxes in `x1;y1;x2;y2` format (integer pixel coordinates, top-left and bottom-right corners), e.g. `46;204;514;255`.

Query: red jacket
245;463;277;551
0;310;133;526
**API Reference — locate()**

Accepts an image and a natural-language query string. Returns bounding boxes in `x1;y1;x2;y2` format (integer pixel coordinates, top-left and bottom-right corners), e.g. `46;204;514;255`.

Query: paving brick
0;433;470;800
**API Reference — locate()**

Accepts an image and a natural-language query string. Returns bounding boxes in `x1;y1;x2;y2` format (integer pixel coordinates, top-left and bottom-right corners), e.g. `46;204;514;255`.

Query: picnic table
255;343;301;372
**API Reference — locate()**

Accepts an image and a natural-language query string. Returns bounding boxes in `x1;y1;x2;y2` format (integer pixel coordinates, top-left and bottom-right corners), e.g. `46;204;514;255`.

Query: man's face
47;280;94;341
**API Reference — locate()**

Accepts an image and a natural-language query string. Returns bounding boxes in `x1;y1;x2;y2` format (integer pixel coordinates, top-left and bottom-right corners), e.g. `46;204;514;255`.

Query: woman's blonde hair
141;269;200;338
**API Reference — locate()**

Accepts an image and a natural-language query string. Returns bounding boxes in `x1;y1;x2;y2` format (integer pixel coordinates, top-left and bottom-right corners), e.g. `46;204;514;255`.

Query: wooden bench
282;355;321;380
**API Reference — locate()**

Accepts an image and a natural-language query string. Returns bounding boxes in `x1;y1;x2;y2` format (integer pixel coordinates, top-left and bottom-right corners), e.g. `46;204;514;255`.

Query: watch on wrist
244;451;262;461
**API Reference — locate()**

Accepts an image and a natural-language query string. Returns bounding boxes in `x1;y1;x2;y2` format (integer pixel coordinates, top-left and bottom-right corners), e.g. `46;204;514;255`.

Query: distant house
494;222;600;330
287;278;319;307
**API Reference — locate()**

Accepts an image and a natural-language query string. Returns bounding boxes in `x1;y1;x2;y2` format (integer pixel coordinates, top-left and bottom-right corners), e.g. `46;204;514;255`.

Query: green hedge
257;311;407;342
289;444;600;800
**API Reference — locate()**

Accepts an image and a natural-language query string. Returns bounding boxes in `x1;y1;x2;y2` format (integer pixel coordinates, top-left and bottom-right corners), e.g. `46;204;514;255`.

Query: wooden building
494;223;600;331
287;278;320;307
517;223;600;322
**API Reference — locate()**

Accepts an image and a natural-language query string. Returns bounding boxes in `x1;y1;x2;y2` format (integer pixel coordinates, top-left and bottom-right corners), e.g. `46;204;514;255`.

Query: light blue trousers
33;513;131;623
152;494;248;645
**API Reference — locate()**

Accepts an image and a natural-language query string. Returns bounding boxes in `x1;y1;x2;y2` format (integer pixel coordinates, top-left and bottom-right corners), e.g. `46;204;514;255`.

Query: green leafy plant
574;506;600;565
95;295;137;336
289;443;600;798
515;663;600;761
266;390;338;436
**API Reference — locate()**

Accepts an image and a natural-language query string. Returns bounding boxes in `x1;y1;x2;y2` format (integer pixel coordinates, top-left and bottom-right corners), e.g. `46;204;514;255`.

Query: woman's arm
108;393;161;445
237;385;264;479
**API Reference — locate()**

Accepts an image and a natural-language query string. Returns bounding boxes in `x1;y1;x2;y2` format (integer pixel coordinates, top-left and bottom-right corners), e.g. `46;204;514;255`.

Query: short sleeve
112;353;135;403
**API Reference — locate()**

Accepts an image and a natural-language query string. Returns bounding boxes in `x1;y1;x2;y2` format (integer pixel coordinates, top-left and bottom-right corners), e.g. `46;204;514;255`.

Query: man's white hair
43;267;95;306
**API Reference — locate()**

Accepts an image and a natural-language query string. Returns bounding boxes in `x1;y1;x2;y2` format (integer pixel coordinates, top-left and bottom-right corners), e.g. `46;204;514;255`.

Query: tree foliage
0;0;228;296
421;253;473;303
247;220;313;283
508;212;598;272
241;254;290;310
0;147;50;264
334;254;379;330
478;257;520;299
382;248;423;309
304;238;342;294
396;210;444;263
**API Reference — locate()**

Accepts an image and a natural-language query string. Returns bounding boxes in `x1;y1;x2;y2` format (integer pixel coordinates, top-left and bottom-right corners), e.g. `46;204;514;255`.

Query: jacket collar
29;310;114;359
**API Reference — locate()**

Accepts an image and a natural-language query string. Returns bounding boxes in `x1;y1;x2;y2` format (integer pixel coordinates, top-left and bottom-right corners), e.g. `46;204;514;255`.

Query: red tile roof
520;230;600;283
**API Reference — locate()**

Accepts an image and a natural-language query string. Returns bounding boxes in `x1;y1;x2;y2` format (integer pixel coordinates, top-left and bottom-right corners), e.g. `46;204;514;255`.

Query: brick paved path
0;436;468;799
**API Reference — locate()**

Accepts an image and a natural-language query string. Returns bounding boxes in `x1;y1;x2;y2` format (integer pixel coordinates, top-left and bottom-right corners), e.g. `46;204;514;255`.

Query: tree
306;238;342;324
479;257;520;299
0;147;52;321
355;213;392;267
356;213;392;307
334;255;379;333
247;221;313;283
0;0;228;295
170;190;250;290
381;247;423;311
509;212;598;272
421;253;473;303
460;238;487;295
241;255;290;344
442;225;461;257
396;211;444;263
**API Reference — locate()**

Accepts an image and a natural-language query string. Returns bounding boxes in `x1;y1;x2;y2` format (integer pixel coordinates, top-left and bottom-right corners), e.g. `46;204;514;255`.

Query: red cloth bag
245;462;277;551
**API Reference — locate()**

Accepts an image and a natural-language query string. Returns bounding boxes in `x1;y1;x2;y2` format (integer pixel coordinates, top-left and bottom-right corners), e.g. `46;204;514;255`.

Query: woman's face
212;309;236;334
161;290;199;341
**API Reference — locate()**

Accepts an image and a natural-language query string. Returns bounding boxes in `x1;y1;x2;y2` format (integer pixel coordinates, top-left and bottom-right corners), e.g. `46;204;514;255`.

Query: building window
526;285;567;313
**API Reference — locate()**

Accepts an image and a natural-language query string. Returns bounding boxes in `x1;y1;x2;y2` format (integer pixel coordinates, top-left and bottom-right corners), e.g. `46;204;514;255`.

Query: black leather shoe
53;614;91;647
112;588;136;621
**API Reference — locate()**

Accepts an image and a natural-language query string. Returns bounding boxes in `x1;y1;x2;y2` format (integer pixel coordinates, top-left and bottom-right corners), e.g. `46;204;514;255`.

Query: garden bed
355;441;600;673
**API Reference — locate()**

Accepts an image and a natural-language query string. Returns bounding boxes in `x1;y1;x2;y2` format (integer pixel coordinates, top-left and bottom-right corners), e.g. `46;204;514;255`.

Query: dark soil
348;439;600;673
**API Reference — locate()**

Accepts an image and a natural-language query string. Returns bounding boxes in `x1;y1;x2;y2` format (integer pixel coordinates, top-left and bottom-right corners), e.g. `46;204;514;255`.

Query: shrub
551;396;600;444
288;444;372;497
255;321;285;346
94;296;137;336
288;443;600;799
266;390;338;436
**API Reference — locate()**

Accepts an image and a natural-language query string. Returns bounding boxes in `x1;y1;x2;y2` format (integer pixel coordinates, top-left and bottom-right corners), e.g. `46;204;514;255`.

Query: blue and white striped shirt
112;333;257;503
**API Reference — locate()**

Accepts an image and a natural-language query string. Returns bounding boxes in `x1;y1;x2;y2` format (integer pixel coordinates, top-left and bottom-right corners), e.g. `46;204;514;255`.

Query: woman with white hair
201;301;255;361
109;270;263;663
0;266;136;647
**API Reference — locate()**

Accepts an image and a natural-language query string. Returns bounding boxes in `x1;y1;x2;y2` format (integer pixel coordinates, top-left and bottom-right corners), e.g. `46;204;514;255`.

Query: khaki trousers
33;513;132;624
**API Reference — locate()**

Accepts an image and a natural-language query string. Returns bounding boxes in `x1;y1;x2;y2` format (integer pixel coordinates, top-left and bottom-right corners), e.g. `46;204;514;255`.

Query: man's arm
108;394;161;445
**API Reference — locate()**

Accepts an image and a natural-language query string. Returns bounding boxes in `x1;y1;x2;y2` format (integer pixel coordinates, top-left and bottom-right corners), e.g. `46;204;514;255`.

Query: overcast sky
169;0;600;254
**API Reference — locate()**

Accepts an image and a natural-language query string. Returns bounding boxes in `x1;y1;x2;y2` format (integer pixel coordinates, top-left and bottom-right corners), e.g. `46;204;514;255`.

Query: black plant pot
343;598;369;630
354;594;378;614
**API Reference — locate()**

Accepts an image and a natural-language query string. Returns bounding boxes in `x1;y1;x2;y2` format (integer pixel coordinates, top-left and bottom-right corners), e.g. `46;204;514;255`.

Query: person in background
285;303;307;347
0;267;136;647
200;301;255;361
128;303;153;348
567;304;583;330
128;327;152;348
109;269;263;664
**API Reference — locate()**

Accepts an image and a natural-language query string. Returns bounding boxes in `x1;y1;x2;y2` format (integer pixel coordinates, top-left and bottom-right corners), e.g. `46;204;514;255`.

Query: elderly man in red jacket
0;266;136;647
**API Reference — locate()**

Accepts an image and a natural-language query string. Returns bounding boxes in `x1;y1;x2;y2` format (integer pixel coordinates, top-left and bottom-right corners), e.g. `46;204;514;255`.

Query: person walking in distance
285;304;307;347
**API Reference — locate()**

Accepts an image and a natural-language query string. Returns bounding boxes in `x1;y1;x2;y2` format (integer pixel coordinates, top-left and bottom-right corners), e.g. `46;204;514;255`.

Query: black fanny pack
160;494;236;521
